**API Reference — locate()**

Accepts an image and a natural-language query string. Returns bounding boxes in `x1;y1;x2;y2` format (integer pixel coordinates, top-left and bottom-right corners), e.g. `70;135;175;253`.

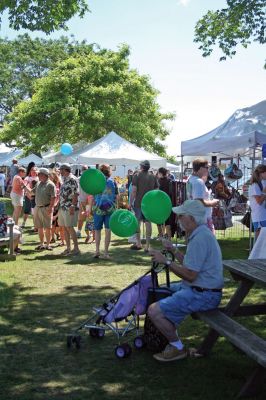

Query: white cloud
178;0;191;6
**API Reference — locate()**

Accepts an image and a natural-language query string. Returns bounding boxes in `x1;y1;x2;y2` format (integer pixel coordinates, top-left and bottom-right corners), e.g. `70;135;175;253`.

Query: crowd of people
1;156;257;257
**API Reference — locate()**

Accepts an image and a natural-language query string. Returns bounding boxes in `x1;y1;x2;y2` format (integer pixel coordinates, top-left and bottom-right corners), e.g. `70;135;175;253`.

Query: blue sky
1;0;266;156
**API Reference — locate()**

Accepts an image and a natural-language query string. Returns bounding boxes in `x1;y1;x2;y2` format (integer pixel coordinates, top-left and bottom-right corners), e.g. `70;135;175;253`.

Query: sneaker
153;344;188;362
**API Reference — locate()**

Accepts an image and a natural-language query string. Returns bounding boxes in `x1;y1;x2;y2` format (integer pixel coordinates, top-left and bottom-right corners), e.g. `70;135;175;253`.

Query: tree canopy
1;45;174;156
0;34;96;123
0;0;89;33
194;0;266;66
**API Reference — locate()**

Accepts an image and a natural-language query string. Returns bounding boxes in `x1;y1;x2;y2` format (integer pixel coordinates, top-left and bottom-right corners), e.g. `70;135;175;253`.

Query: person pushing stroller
148;200;224;362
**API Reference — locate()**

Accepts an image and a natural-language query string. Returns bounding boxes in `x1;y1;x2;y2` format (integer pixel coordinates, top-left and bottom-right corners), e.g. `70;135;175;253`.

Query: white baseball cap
172;200;206;219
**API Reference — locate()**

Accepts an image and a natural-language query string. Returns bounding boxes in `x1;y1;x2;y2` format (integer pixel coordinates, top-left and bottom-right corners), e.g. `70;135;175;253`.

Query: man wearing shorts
129;160;158;252
58;163;80;256
33;168;56;251
148;200;224;362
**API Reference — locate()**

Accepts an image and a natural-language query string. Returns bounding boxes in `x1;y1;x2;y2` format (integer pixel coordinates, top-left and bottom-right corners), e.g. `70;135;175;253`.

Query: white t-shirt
249;182;266;223
187;175;212;219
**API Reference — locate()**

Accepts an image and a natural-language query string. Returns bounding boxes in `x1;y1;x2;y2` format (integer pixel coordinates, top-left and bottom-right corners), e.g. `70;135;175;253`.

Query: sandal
60;249;71;256
45;245;53;251
93;253;100;259
35;244;46;251
130;244;142;250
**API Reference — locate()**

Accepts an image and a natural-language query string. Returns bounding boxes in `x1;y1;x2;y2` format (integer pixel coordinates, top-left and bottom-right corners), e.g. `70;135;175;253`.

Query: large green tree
1;45;174;155
194;0;266;66
0;0;89;33
0;34;96;123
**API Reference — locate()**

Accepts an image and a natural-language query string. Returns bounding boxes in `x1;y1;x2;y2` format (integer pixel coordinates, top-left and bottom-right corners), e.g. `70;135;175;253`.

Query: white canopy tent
43;131;167;176
181;100;266;157
18;154;43;166
0;143;43;167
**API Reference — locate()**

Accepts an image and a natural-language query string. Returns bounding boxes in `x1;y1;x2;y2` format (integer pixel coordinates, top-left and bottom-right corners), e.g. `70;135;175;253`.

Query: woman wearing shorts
10;167;26;224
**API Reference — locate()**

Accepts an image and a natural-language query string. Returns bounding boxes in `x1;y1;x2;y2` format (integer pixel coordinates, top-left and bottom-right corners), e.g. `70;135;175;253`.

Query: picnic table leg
197;279;254;356
237;366;266;398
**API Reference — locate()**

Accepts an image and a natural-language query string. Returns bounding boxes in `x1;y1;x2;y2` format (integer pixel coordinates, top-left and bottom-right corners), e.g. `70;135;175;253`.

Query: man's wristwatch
165;260;172;267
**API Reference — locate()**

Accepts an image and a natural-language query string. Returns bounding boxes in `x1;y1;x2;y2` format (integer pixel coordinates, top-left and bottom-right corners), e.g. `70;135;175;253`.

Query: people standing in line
58;163;80;256
0;169;6;196
10;167;26;224
186;158;219;234
129;160;158;252
22;165;39;228
248;164;266;239
26;168;56;251
157;167;172;240
92;164;116;259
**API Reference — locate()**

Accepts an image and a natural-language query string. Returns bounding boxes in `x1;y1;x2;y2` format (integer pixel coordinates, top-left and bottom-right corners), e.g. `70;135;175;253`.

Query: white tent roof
181;100;266;157
0;148;22;166
43;131;166;168
18;153;43;166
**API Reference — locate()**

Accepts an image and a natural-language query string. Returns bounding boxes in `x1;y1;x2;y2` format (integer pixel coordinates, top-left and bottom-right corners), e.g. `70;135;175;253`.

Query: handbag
241;210;253;231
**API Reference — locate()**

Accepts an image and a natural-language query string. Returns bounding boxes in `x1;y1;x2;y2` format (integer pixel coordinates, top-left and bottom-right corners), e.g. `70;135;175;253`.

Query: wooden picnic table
194;259;266;398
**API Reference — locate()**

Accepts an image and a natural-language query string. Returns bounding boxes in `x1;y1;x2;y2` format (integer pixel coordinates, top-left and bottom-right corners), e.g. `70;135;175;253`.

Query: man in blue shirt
148;199;224;362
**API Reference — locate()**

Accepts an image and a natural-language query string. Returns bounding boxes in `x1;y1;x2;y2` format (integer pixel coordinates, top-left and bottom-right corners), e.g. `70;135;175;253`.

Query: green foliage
194;0;266;66
0;34;95;122
0;0;89;33
1;45;174;155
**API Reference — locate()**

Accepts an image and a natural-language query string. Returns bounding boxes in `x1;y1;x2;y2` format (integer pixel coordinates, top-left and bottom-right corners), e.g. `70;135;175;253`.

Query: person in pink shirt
10;167;26;224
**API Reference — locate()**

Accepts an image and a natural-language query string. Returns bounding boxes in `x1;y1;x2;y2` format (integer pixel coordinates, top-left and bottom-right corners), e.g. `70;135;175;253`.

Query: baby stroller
66;251;174;358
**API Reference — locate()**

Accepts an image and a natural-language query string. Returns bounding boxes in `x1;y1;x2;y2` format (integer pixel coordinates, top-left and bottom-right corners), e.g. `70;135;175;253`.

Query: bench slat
195;310;266;367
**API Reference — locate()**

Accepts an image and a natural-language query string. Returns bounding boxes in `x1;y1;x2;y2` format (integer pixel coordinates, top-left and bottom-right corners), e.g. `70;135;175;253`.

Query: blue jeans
159;282;222;326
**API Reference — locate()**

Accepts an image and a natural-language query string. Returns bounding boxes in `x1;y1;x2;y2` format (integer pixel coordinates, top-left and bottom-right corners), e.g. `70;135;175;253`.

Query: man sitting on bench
148;199;224;362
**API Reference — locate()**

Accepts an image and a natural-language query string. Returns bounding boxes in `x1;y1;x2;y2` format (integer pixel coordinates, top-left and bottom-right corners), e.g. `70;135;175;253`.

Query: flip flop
93;254;100;259
35;244;46;251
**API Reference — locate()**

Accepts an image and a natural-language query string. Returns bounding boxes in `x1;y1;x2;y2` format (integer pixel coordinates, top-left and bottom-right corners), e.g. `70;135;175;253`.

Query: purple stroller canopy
104;275;152;323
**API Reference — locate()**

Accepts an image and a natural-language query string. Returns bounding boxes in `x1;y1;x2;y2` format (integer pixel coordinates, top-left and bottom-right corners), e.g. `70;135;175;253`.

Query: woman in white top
248;164;266;238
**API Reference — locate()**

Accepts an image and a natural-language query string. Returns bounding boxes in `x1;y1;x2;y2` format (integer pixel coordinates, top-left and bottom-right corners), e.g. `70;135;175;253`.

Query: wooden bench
194;309;266;397
0;222;16;261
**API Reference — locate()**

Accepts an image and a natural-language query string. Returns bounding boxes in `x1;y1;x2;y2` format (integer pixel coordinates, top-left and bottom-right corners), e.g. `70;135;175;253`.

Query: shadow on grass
1;279;265;400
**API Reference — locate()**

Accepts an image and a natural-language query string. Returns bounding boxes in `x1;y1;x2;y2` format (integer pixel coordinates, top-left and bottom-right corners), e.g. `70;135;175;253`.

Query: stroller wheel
97;329;105;338
67;335;73;348
115;345;127;359
123;343;132;357
89;328;98;337
134;336;145;349
74;335;81;349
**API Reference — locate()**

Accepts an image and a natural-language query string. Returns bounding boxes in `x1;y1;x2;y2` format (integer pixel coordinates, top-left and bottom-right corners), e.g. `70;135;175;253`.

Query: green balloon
141;190;172;224
110;209;138;237
80;169;106;195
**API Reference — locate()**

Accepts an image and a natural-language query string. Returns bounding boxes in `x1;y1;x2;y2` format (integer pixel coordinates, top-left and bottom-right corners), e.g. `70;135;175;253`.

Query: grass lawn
0;198;265;400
